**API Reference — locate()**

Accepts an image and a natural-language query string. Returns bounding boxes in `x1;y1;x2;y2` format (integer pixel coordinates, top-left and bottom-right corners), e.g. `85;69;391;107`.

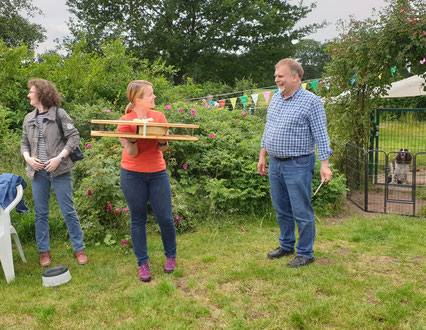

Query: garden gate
346;108;426;216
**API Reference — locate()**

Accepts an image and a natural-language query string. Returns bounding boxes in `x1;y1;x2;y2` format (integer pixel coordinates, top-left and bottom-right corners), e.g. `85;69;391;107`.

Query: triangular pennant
310;80;319;92
263;91;271;104
251;94;259;105
302;83;307;89
230;97;237;110
390;66;396;76
240;95;248;108
218;99;226;109
209;101;215;105
274;89;279;94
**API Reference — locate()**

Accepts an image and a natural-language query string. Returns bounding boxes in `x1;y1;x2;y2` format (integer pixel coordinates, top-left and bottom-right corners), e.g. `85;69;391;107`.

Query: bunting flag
240;96;248;108
302;83;307;89
350;75;355;85
274;89;279;94
218;99;226;108
263;91;271;104
390;66;396;76
230;97;237;110
209;101;215;106
310;80;319;92
251;94;259;105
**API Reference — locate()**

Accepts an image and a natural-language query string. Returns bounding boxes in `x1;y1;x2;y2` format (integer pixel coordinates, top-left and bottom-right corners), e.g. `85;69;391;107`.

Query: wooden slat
91;119;199;129
91;131;199;141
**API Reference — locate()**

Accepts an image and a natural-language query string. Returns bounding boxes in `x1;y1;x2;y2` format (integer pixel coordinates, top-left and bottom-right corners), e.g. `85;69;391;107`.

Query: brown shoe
40;251;51;267
75;250;88;265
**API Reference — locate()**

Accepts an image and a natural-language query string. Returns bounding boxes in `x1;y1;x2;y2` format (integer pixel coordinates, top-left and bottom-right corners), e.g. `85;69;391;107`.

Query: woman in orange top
118;80;176;282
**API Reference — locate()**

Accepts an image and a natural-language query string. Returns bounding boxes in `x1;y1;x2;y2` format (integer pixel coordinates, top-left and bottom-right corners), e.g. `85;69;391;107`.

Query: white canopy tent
382;74;426;98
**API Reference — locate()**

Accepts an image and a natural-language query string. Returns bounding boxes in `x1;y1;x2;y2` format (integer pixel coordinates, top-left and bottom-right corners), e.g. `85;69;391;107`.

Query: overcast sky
30;0;387;54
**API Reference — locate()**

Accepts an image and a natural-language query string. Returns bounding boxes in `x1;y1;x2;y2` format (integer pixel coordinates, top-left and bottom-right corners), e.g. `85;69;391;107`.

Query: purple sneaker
138;263;151;282
164;257;176;274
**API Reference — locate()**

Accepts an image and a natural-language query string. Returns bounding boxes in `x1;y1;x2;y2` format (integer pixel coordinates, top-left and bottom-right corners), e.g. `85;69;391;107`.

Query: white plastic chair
0;185;27;283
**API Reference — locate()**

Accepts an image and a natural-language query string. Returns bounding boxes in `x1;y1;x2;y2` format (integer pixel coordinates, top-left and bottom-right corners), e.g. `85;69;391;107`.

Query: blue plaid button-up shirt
261;86;332;161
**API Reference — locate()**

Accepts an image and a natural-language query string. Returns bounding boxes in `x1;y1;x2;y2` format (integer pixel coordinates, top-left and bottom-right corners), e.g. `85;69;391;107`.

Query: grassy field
376;122;425;154
1;212;425;329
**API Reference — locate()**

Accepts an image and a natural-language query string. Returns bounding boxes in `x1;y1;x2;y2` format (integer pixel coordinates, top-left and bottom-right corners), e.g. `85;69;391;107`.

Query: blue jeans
268;154;316;258
120;168;177;266
31;170;84;252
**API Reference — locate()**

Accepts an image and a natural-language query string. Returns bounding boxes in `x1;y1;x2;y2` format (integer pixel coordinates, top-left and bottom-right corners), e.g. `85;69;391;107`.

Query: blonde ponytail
125;102;134;114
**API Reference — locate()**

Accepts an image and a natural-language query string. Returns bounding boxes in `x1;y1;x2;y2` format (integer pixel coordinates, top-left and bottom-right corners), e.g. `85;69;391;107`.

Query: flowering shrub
120;235;133;255
173;213;196;234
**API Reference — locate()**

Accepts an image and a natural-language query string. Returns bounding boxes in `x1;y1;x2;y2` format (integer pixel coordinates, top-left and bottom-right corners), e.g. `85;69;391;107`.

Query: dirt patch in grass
409;257;426;262
317;199;377;226
316;257;332;265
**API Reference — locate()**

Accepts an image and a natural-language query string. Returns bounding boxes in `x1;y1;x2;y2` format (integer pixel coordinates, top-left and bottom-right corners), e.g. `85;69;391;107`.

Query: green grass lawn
1;213;425;329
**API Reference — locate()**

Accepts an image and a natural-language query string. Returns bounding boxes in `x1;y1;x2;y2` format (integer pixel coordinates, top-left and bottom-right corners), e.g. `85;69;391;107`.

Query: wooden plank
91;119;199;129
91;131;199;141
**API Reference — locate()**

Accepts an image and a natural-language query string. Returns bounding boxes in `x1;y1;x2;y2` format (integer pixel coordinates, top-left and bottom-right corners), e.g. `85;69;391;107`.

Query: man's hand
320;166;332;183
257;148;268;176
45;156;62;172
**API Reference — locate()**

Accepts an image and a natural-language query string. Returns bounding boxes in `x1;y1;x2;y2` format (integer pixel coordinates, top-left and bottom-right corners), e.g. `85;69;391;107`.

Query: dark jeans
120;168;176;265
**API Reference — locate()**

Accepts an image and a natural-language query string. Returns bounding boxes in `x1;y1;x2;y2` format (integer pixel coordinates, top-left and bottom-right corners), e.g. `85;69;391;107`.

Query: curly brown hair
27;78;62;108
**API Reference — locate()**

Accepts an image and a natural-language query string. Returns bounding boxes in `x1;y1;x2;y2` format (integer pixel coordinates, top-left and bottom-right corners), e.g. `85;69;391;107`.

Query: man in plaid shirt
258;58;333;268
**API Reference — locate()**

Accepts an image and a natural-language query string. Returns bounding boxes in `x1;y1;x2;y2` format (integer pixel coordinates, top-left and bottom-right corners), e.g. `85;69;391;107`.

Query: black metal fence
345;107;426;216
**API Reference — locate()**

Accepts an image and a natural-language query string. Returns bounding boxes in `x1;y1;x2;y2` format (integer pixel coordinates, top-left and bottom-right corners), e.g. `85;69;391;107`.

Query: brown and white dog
389;149;412;184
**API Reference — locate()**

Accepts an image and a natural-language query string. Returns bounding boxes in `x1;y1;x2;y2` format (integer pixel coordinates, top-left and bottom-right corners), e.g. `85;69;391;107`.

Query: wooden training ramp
91;119;199;141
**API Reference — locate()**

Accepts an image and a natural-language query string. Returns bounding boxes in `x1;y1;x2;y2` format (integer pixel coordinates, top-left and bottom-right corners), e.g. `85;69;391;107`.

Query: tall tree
0;0;46;49
321;0;425;165
294;39;330;80
66;0;323;85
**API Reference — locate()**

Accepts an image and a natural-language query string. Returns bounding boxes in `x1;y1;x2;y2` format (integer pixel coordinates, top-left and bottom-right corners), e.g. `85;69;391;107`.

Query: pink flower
190;225;194;228
179;108;183;113
399;9;405;13
408;19;413;23
190;110;196;117
104;109;111;113
235;119;239;123
333;48;337;52
86;144;91;149
121;239;127;245
183;163;188;170
106;204;112;211
209;134;215;138
355;39;359;42
174;216;182;223
115;208;120;214
123;208;128;212
165;105;172;110
194;103;198;107
420;58;426;65
242;111;247;117
91;173;95;176
87;189;92;196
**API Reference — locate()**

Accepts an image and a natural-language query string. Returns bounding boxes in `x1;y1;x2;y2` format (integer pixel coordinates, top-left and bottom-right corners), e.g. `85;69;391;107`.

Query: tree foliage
0;0;46;49
294;39;330;80
66;0;323;85
321;0;425;167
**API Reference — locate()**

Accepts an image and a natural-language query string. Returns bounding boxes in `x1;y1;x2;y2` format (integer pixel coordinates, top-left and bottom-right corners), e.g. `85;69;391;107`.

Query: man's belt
273;154;312;162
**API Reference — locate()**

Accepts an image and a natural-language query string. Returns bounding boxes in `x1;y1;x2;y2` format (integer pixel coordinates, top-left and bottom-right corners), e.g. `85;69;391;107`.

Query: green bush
311;162;347;217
